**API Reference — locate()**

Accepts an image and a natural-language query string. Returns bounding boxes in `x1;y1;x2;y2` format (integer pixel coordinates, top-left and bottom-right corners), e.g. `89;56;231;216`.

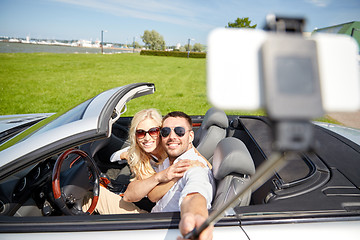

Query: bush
140;50;206;58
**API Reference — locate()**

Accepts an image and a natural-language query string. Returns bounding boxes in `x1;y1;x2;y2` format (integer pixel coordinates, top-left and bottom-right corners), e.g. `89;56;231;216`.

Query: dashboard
0;157;58;216
0;151;94;217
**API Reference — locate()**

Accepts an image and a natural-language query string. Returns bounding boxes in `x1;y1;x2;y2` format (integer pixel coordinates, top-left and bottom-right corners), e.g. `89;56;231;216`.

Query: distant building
77;39;93;48
9;38;20;43
313;21;360;50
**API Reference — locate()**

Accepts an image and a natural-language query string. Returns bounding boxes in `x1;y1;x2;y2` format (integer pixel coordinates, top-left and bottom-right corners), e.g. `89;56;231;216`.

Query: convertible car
0;83;359;239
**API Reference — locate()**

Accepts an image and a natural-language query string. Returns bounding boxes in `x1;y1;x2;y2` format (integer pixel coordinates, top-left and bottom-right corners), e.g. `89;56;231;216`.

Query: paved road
327;111;360;129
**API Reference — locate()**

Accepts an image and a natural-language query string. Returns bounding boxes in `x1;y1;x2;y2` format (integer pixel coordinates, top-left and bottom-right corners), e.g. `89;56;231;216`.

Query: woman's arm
123;173;162;202
123;160;191;202
147;178;179;202
147;160;207;202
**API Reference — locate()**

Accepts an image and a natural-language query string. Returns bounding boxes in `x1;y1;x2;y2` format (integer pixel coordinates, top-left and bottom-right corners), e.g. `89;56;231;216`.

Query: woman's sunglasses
160;127;188;138
136;127;160;139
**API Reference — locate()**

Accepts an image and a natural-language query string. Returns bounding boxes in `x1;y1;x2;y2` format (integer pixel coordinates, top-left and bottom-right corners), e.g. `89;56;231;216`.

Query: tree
179;46;186;52
184;44;192;52
192;43;204;52
141;30;165;50
133;41;141;49
226;17;257;29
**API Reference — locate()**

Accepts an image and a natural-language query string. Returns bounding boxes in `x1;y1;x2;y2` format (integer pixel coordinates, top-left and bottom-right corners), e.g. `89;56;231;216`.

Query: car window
29;99;93;138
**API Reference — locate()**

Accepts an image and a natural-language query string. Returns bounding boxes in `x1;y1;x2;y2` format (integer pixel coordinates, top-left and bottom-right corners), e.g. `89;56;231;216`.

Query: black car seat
212;137;255;215
193;107;229;162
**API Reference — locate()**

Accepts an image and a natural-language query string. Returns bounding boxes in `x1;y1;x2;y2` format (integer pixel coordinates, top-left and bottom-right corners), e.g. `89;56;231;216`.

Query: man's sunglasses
135;127;160;139
160;127;189;138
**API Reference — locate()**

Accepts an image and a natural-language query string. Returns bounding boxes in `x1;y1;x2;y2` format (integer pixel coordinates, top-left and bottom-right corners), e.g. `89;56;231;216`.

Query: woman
84;109;197;214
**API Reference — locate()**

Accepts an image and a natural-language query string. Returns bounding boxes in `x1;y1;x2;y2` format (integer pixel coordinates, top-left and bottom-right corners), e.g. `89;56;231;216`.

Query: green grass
0;52;334;123
0;53;213;116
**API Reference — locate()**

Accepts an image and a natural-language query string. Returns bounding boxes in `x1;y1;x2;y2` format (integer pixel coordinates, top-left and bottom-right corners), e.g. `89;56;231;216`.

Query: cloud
52;0;214;30
305;0;331;7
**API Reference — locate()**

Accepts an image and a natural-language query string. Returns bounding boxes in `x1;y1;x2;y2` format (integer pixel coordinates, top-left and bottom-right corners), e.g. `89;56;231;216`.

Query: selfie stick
184;151;287;239
185;15;326;239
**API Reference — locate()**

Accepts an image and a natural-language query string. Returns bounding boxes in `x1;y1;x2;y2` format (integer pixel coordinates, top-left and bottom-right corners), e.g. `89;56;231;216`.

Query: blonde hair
127;108;167;180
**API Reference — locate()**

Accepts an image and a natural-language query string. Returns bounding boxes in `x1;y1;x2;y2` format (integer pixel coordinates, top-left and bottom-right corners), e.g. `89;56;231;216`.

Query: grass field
0;53;215;116
0;52;334;122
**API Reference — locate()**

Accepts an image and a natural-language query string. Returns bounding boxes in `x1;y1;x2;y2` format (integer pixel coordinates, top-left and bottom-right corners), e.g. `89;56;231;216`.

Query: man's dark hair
163;111;192;129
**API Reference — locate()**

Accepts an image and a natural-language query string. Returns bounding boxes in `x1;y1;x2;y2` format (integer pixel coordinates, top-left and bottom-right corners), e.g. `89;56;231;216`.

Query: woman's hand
188;160;205;168
155;160;192;183
120;151;129;160
194;147;212;169
154;159;206;184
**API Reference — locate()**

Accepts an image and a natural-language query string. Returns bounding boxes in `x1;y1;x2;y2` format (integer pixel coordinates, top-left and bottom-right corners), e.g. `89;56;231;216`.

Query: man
152;111;215;240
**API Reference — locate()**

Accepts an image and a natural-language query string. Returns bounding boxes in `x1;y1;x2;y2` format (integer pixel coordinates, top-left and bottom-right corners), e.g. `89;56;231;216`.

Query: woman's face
136;118;161;154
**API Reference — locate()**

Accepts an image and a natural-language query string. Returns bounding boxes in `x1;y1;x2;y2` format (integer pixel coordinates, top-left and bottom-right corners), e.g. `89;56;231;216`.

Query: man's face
161;117;194;162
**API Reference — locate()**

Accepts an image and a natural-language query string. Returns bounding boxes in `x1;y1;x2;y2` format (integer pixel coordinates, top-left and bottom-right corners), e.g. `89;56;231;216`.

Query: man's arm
177;162;215;240
178;193;213;240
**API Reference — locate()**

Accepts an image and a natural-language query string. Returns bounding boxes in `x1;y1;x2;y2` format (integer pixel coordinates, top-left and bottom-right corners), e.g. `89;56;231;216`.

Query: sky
0;0;359;46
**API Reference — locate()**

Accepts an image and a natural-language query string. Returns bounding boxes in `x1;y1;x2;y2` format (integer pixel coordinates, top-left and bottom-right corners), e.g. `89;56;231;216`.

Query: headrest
212;137;255;180
201;107;229;130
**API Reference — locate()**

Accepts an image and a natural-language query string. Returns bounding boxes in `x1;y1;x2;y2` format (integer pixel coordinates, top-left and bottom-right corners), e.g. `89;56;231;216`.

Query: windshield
30;99;92;138
0;99;93;151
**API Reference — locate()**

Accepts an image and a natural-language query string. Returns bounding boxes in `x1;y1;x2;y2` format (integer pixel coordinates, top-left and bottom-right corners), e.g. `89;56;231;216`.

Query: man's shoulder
174;148;210;170
180;148;204;161
187;148;210;169
182;162;215;191
185;165;209;176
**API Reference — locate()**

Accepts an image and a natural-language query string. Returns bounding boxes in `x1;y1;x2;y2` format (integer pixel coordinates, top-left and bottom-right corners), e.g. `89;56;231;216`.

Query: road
327;111;360;129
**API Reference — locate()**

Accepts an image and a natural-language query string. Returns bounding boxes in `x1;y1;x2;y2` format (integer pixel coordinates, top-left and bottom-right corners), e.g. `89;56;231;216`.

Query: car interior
84;107;331;215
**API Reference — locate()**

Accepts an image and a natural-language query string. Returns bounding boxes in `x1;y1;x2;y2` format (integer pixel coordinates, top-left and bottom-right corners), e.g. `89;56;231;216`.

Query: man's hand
177;212;213;240
178;193;213;240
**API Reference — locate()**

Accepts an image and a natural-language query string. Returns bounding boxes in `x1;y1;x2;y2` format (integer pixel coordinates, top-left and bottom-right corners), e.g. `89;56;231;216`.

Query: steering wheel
52;148;100;215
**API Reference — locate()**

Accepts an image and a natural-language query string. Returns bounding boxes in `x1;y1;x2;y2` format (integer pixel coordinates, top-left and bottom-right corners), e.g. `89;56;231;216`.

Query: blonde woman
123;108;199;203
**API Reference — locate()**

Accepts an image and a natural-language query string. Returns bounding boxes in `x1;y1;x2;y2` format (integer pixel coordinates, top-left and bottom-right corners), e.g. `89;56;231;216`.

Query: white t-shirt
110;146;129;164
151;148;215;213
